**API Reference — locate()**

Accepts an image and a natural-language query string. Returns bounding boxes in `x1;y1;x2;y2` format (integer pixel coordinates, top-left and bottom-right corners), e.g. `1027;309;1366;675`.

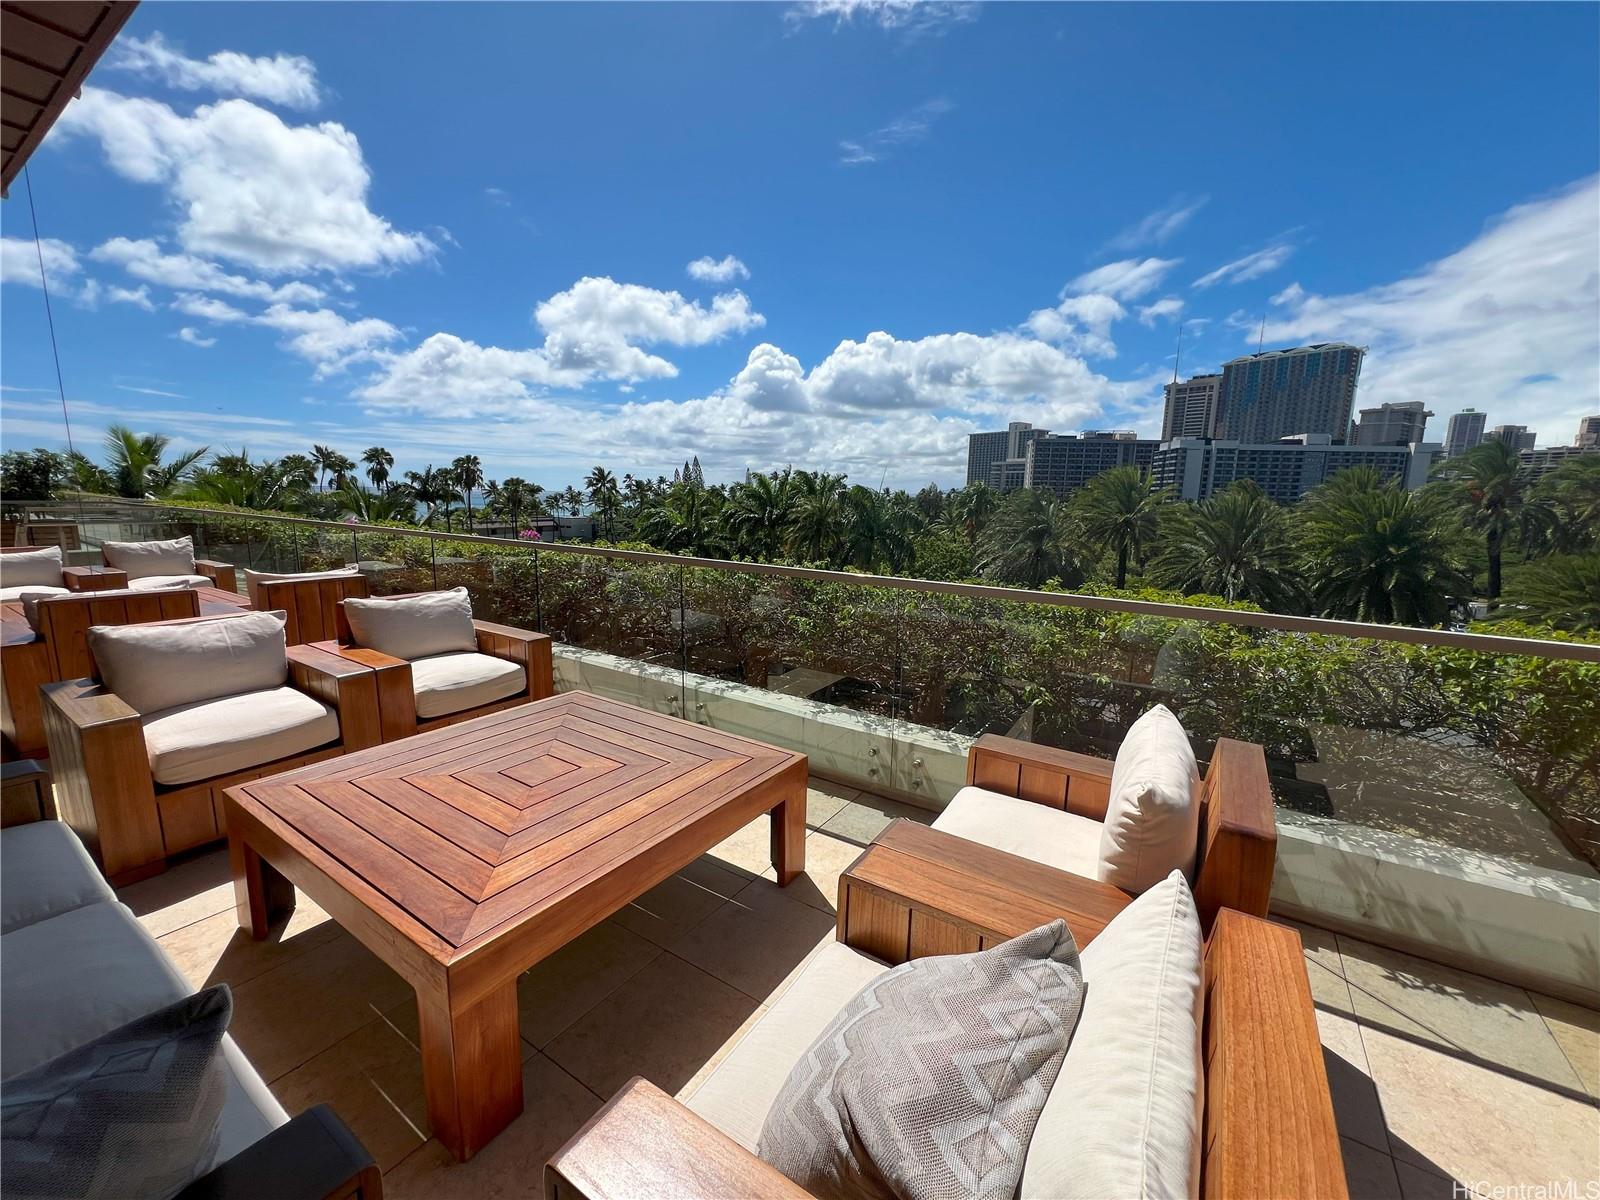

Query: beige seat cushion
102;536;198;580
2;584;68;603
144;686;339;786
685;942;889;1151
243;567;360;608
411;651;525;719
343;587;477;660
88;610;289;716
932;786;1104;877
0;547;64;589
127;574;210;591
1021;872;1204;1200
1097;704;1201;894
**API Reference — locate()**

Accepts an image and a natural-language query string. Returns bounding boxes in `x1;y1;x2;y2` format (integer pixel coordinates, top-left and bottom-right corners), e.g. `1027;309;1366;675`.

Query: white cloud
172;293;249;322
91;238;324;304
1;237;79;286
1066;257;1178;301
1104;195;1208;252
76;278;157;311
357;334;574;415
1137;297;1184;326
56;89;434;274
1024;293;1126;358
787;0;979;38
687;255;750;284
1262;175;1599;446
484;186;511;207
254;305;403;376
1193;242;1296;289
175;327;216;348
108;33;321;109
840;99;952;166
117;384;186;399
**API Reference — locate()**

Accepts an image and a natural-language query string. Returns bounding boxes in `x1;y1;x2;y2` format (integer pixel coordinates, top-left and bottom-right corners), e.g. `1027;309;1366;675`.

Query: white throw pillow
341;586;476;661
243;567;361;608
0;546;64;588
1097;703;1200;893
102;536;198;580
88;610;289;715
1020;871;1204;1200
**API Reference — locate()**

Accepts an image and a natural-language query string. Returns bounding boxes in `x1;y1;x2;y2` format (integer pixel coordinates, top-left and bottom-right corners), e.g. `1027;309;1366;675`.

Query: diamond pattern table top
227;691;804;955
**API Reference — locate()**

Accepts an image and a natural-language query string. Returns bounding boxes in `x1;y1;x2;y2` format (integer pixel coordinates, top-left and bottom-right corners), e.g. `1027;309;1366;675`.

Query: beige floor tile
157;895;339;991
1287;917;1346;979
119;849;235;938
1530;992;1600;1100
804;777;859;828
819;793;935;845
1338;936;1582;1091
1319;1008;1393;1154
678;853;757;900
1307;957;1358;1017
1361;1024;1600;1189
750;830;866;915
228;932;413;1082
669;883;837;1002
382;1054;603;1199
545;953;762;1100
271;1008;429;1172
705;814;774;878
1393;1159;1465;1200
515;919;662;1048
612;872;732;949
1341;1137;1403;1200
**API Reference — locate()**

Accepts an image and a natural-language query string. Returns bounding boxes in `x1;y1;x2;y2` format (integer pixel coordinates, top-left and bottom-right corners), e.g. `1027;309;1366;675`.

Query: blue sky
2;0;1597;491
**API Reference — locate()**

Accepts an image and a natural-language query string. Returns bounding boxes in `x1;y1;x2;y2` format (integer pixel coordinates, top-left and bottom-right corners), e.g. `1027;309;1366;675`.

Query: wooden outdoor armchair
961;732;1278;929
92;543;238;593
309;592;554;743
2;588;205;761
40;614;382;885
248;571;371;645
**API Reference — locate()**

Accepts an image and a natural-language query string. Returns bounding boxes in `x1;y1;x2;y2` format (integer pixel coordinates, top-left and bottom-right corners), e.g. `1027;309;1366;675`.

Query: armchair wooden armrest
193;559;237;593
966;732;1114;820
546;1077;810;1200
472;619;554;700
177;1105;383;1200
61;565;129;592
306;640;416;743
39;678;160;882
1;759;53;827
1202;910;1347;1200
1194;738;1277;924
287;644;381;752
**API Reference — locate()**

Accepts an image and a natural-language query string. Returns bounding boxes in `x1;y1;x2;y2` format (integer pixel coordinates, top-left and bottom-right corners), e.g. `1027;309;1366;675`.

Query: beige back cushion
342;587;476;660
243;567;361;608
88;610;289;715
103;536;198;580
1096;704;1201;893
0;547;64;589
1021;871;1204;1200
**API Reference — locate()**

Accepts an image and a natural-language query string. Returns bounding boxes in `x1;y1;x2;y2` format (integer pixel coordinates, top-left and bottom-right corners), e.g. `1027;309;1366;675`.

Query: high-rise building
966;421;1046;488
1487;424;1537;452
1520;445;1599;480
1024;431;1158;497
1161;374;1222;440
1214;343;1365;444
1353;401;1432;447
1150;434;1439;505
1444;408;1487;458
1576;415;1600;448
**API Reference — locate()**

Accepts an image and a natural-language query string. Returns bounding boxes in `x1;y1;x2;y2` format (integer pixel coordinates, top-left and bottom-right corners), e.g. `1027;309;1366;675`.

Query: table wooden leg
418;981;524;1161
230;836;295;940
770;781;806;887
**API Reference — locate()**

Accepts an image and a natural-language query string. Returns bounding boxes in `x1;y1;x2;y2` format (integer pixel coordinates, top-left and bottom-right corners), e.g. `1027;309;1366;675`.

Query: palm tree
103;425;207;498
1499;553;1600;633
180;449;301;510
1074;467;1165;588
403;465;458;529
310;444;344;493
722;471;794;560
1297;468;1473;625
335;478;418;523
974;487;1087;588
638;482;723;555
1433;439;1526;600
914;482;946;524
492;477;540;532
944;482;999;545
558;485;585;517
585;466;621;539
278;453;317;495
362;446;394;492
786;483;847;566
841;486;916;573
1533;456;1600;552
1149;482;1302;608
451;455;484;534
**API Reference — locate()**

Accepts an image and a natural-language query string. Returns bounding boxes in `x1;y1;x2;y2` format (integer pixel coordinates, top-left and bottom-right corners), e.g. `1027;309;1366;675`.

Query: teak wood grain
225;690;808;1161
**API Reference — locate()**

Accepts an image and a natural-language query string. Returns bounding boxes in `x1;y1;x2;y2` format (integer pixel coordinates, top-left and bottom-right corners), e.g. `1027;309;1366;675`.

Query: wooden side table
61;565;129;592
837;819;1133;965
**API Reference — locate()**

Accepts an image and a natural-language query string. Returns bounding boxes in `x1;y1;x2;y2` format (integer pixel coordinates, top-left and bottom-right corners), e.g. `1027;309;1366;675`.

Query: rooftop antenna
1257;313;1266;356
1172;320;1183;384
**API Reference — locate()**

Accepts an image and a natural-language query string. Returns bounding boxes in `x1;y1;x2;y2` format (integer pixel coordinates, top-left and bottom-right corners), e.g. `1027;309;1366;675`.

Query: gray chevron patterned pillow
1;985;232;1200
757;921;1085;1200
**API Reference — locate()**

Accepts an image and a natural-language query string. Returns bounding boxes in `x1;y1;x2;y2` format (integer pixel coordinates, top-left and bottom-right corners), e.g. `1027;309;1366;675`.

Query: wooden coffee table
223;691;808;1160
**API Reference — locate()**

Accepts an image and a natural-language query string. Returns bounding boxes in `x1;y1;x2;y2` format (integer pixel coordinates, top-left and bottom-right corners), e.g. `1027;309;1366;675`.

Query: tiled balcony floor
118;779;1600;1199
